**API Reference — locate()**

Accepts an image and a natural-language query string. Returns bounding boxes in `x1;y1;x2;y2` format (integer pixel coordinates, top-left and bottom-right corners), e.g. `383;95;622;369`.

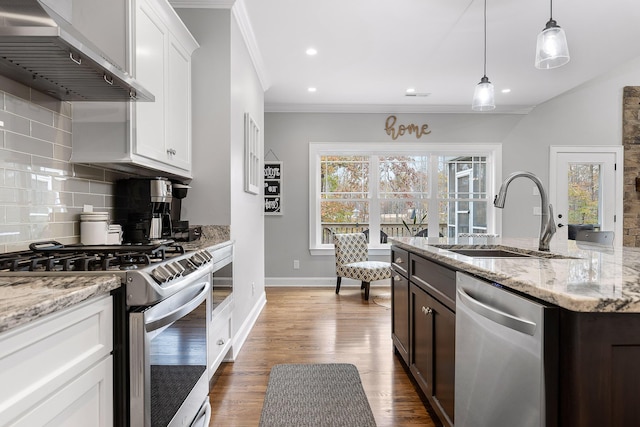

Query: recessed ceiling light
306;48;317;56
501;88;511;93
308;87;317;93
406;88;416;93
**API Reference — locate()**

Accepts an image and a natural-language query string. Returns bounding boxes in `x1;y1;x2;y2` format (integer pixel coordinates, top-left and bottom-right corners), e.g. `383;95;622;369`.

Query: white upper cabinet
72;0;198;179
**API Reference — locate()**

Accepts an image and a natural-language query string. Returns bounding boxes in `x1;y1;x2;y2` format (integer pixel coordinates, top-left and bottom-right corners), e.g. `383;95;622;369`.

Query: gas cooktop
0;240;215;306
0;241;185;273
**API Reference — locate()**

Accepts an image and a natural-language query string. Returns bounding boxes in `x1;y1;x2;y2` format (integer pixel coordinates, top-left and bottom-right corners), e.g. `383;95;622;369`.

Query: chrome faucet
493;171;556;251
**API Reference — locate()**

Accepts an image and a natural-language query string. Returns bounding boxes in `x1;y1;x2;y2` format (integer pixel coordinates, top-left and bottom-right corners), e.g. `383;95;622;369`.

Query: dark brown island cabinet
391;246;455;427
392;244;640;427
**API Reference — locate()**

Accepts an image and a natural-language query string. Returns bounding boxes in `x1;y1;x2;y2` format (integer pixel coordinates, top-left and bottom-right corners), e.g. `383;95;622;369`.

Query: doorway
549;146;623;246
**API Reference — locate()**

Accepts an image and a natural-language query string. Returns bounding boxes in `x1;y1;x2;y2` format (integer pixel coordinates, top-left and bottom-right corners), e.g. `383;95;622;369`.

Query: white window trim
309;142;503;256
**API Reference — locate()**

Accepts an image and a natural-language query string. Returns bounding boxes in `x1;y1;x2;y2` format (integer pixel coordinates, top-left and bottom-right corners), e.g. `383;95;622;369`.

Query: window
309;143;502;255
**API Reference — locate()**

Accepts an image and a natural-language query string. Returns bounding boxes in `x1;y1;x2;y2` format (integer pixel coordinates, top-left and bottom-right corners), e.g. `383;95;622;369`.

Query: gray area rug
259;363;377;427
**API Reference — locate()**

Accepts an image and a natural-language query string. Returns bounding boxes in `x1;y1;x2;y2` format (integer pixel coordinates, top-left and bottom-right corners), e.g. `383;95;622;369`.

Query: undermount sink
446;248;533;258
432;245;575;260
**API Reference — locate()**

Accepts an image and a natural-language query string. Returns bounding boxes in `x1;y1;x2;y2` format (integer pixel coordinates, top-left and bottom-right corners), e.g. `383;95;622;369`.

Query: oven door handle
145;281;210;332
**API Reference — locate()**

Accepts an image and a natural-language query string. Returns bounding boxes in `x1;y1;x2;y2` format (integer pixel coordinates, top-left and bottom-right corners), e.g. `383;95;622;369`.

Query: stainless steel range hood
0;0;154;102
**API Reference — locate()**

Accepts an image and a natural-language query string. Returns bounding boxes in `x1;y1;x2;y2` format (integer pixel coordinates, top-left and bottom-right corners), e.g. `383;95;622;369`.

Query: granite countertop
0;275;121;334
181;225;231;251
389;236;640;313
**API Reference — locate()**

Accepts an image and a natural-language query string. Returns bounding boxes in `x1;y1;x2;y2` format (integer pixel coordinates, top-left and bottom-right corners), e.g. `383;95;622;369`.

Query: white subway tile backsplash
5;94;54;125
0;149;30;170
0;110;30;135
0;79;124;251
89;181;112;195
5;132;54;158
53;144;72;162
31;157;74;176
0;188;19;204
73;193;107;209
54;114;72;132
73;164;106;181
57;177;90;193
32;121;72;146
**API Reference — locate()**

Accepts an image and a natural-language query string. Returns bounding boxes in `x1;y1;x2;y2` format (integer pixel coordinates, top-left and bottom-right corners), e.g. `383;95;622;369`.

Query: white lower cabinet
0;296;113;427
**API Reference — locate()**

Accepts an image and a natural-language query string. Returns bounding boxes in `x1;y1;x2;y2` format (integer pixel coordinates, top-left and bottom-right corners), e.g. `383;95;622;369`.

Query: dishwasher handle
457;286;537;336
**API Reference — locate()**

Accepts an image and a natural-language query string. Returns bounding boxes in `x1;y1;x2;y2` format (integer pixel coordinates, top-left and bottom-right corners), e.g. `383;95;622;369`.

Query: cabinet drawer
391;246;409;277
410;255;456;311
209;300;233;377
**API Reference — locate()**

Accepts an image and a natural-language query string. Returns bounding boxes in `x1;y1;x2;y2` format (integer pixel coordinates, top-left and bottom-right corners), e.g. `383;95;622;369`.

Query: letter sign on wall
264;161;283;215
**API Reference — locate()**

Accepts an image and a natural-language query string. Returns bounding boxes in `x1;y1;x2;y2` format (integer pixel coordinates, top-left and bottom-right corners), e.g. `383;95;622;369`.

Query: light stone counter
0;275;121;333
389;236;640;313
181;225;230;251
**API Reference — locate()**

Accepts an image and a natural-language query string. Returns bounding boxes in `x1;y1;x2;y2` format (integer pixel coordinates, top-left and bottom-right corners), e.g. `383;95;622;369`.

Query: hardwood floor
208;286;438;426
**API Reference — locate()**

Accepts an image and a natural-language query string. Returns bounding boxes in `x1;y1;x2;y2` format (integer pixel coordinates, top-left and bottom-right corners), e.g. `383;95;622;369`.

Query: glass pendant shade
472;76;495;111
535;19;570;69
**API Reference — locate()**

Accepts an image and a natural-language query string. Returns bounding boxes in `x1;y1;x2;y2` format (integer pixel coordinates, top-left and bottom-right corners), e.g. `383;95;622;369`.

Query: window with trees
309;143;502;254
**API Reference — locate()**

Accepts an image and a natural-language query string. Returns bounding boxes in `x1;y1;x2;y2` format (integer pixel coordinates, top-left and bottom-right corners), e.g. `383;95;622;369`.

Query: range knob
190;251;208;266
151;265;171;283
200;250;213;262
165;262;183;277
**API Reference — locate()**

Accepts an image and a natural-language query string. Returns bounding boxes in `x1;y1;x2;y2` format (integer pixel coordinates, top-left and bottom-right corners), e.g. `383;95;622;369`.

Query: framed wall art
264;161;282;215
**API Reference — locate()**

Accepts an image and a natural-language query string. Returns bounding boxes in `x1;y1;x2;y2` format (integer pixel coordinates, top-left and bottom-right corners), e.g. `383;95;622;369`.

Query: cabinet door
10;356;113;427
134;0;167;162
167;33;192;171
410;283;455;427
392;271;410;364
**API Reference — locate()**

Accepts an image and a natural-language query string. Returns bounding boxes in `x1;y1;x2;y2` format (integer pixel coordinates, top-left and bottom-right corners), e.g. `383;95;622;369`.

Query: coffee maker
114;178;173;243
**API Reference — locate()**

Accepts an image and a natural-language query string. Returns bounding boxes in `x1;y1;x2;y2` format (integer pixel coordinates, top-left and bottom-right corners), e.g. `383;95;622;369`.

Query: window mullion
427;154;440;238
369;155;381;246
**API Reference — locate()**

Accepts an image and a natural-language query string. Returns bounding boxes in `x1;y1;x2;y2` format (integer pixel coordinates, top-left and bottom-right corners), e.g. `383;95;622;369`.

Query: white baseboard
265;277;391;287
230;290;267;359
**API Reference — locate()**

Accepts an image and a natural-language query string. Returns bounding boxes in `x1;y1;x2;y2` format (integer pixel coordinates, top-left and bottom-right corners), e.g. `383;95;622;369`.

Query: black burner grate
0;240;185;272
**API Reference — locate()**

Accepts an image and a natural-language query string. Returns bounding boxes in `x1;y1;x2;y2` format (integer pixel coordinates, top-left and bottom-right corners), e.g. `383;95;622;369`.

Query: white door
549;146;623;245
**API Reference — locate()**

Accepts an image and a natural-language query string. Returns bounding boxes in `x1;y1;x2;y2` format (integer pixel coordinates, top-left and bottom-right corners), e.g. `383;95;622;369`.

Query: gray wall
264;55;640;281
178;8;265;353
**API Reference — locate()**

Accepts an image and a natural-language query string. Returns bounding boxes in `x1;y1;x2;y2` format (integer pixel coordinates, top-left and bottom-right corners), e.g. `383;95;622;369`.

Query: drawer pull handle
394;275;401;281
421;306;432;315
217;339;225;345
395;257;403;264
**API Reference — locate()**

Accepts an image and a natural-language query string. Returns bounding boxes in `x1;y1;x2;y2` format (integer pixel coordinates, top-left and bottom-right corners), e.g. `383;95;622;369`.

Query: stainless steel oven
129;273;211;427
0;241;217;427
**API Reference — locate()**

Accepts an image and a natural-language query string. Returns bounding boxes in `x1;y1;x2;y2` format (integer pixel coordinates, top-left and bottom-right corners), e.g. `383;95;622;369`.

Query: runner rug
259;363;377;426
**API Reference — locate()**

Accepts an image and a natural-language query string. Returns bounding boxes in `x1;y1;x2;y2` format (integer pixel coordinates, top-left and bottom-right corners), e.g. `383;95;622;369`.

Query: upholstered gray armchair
333;233;392;300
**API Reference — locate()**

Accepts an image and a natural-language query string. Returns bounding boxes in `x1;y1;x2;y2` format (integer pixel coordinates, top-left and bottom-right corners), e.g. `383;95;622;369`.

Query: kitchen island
390;236;640;427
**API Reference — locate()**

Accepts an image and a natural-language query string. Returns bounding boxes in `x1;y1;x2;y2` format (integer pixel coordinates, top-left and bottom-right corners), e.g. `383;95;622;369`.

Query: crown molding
171;0;270;91
169;0;235;8
264;103;534;115
231;0;270;91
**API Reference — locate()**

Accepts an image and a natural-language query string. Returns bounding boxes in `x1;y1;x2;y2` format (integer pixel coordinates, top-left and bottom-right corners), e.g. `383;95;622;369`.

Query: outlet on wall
293;259;300;269
252;281;255;296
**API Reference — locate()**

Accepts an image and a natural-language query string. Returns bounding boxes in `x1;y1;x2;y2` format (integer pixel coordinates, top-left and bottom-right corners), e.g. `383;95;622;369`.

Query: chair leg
362;281;370;300
336;276;342;294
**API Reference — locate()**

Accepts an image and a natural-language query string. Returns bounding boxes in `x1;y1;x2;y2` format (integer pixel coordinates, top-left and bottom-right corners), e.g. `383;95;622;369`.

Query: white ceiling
239;0;640;113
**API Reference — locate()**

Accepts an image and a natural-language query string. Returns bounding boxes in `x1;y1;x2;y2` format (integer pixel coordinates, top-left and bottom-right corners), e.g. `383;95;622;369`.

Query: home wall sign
264;161;283;215
384;115;431;140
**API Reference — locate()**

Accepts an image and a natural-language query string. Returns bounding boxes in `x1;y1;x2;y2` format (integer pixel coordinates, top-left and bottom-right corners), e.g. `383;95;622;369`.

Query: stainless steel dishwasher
455;272;558;427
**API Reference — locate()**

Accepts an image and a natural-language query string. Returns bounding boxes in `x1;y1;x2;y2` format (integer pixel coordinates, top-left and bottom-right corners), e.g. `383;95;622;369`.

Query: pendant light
472;0;495;111
535;0;570;69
